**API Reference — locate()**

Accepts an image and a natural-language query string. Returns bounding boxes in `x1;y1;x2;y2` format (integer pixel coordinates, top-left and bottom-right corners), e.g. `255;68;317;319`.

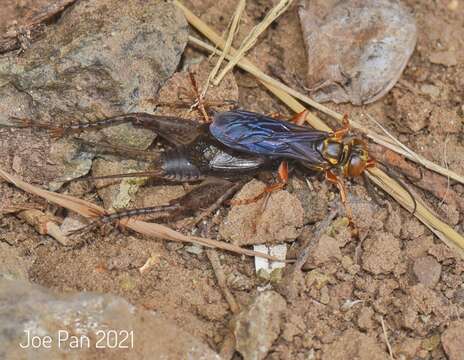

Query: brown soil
1;1;463;359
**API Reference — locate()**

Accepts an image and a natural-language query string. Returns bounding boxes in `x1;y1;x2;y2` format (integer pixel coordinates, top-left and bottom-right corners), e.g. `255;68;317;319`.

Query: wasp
7;107;375;236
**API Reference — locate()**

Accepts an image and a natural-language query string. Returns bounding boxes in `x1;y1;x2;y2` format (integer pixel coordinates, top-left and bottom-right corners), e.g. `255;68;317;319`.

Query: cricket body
9;109;373;235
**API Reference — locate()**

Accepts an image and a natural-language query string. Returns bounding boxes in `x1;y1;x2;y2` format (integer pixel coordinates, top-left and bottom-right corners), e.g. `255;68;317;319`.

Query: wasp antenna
372;159;418;215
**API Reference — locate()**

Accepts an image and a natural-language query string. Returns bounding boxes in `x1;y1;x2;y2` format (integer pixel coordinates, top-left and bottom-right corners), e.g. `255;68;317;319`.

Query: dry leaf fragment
299;0;417;105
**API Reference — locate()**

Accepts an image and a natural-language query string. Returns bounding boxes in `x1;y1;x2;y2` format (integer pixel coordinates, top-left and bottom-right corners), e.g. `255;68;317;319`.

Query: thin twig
438;136;450;209
219;333;236;360
380;316;395;360
213;0;293;85
188;34;331;129
369;144;464;211
364;113;421;165
277;209;337;300
206;249;240;314
292;209;338;272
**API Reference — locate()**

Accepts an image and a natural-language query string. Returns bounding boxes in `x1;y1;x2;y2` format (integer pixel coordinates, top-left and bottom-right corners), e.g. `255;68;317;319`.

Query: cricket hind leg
75;138;161;161
9;113;204;146
70;178;236;235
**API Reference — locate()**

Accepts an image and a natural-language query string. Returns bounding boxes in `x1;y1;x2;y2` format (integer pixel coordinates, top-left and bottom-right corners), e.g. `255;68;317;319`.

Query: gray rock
184;244;204;255
48;138;95;191
299;0;417;105
413;255;441;287
0;0;188;183
234;291;287;360
91;157;153;210
0;243;31;281
0;278;220;360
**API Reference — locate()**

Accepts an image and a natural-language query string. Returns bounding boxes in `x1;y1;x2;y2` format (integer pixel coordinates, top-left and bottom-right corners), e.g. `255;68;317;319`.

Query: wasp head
342;138;370;177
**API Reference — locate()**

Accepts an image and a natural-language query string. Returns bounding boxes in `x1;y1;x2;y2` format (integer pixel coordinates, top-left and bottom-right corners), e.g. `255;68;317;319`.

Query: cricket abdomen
160;147;206;182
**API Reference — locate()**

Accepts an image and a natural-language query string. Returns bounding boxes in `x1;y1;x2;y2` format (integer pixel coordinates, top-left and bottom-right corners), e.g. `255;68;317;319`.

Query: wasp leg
229;161;288;206
290;110;309;125
325;170;359;239
265;110;309;125
331;114;351;140
366;158;376;168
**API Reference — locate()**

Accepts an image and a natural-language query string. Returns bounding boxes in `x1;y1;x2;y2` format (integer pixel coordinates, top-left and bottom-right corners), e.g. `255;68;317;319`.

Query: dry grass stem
208;0;246;87
0;168;282;261
175;2;464;257
213;0;294;85
17;209;70;245
365;113;464;184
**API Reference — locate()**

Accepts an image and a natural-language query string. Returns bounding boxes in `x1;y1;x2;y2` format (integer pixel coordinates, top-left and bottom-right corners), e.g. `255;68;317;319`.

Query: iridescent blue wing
210;110;329;163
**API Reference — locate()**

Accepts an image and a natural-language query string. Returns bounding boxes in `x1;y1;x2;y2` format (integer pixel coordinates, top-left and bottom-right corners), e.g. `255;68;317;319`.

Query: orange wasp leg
366;158;376;168
228;161;288;206
325;170;359;239
266;110;308;125
331;114;350;140
290;110;309;125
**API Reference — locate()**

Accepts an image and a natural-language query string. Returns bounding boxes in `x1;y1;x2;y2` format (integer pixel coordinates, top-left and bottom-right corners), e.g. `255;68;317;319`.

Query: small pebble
420;84;440;99
429;51;458;67
184;244;204;255
448;0;459;11
413;256;441;287
234;291;287;360
319;286;330;305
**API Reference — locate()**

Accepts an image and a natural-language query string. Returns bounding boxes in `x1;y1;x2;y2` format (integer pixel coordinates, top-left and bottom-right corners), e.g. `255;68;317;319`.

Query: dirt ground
1;0;464;359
